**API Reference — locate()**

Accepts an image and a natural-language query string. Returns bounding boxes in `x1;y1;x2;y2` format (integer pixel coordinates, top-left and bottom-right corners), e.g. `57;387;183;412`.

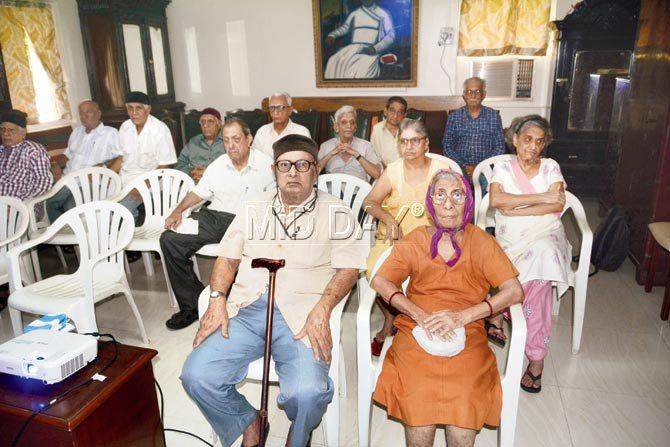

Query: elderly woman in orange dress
371;169;523;447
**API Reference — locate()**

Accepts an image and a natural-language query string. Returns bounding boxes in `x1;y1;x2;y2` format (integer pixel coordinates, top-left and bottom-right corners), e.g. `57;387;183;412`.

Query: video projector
0;331;98;384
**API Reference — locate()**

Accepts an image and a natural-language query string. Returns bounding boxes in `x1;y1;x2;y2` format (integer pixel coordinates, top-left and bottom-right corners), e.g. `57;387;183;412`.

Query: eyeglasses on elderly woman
399;136;426;147
430;189;467;206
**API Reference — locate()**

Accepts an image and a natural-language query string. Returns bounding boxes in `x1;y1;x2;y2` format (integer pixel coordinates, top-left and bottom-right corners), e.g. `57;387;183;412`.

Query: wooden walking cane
251;257;286;447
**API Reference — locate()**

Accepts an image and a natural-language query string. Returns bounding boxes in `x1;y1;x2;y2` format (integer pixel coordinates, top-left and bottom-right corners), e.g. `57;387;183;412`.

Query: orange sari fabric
373;225;518;429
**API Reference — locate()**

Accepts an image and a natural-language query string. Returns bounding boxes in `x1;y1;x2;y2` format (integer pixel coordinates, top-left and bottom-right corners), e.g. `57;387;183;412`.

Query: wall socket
438;27;454;46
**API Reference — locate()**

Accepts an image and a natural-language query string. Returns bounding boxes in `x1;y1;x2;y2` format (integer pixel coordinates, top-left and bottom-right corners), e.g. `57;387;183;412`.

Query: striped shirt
441;106;506;167
63;123;122;175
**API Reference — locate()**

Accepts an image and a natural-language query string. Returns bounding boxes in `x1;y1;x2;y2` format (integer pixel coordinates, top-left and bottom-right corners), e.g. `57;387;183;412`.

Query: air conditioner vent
470;59;534;100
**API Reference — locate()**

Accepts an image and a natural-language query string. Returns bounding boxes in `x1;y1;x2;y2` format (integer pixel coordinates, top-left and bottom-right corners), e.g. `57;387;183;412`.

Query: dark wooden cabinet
549;0;640;196
0;43;11;113
608;0;670;285
77;0;185;148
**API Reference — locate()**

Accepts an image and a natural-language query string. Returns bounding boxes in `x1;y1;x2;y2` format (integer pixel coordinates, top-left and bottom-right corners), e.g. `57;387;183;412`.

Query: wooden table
0;341;165;447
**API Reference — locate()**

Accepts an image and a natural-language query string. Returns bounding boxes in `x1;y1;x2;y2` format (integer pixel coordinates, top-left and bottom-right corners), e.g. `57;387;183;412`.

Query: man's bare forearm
317;268;359;311
209;257;241;297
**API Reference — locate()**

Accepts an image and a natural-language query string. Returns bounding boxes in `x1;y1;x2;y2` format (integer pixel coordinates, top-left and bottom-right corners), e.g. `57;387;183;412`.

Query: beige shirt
370;119;404;167
251;119;311;158
218;189;369;346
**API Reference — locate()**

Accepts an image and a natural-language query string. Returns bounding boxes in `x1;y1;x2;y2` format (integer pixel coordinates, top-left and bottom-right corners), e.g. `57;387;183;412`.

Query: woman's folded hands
415;309;467;341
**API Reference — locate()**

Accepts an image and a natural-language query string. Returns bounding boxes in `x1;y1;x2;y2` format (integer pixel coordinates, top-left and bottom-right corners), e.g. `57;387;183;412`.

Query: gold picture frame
312;0;419;88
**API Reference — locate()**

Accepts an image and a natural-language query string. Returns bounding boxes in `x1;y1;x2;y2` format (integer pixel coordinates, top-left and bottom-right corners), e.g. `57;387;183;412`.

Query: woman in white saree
487;115;573;393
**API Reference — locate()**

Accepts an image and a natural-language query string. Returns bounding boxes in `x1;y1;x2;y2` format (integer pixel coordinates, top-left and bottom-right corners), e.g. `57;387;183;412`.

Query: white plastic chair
476;191;593;354
7;201;148;343
197;285;350;447
114;169;194;307
472;154;514;226
425;152;463;175
356;247;527;447
25;167;123;279
0;197;31;287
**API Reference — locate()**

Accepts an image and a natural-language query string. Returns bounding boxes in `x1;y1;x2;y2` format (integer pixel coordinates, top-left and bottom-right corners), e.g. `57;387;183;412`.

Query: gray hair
269;91;292;106
334;105;357;124
223;117;252;137
506;114;553;147
399;118;428;138
430;169;463;192
463;76;486;91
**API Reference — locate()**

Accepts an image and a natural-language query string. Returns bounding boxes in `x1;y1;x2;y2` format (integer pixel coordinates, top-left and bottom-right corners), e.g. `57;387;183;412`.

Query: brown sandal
520;367;542;393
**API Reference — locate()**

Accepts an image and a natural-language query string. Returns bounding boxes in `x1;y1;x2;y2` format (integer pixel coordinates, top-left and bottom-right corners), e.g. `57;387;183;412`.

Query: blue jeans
180;292;333;447
119;195;143;224
45;188;76;223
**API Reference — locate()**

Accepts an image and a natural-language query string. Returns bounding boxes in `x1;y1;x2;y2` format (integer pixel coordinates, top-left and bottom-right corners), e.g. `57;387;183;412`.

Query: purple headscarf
424;169;474;267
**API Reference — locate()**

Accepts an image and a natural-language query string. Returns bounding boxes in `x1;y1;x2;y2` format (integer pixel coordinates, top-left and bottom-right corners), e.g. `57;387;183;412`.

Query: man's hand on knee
293;302;333;363
193;299;229;348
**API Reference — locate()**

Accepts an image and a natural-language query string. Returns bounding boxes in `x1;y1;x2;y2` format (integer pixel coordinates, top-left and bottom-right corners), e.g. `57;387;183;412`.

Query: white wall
51;0;91;125
46;0;576;128
166;0;576;127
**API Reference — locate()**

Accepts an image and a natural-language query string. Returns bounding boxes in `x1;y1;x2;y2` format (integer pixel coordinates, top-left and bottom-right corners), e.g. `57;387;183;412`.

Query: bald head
78;100;102;132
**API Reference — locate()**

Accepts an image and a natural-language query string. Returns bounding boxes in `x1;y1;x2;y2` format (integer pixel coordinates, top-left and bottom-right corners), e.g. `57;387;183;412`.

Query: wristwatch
356;153;362;161
209;290;223;300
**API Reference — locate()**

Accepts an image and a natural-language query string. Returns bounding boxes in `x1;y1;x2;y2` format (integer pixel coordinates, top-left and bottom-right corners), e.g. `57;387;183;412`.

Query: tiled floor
1;201;669;447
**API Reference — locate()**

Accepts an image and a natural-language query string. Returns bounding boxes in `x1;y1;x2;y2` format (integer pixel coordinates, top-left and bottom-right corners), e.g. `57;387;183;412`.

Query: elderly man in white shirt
317;105;381;182
159;118;275;330
118;91;177;222
251;91;310;158
46;100;122;222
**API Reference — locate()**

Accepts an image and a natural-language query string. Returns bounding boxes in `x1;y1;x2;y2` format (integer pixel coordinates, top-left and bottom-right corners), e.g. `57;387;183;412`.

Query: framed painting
312;0;419;88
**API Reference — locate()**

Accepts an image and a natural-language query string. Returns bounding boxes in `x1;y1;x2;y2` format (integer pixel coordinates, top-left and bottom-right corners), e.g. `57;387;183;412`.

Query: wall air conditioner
469;59;534;100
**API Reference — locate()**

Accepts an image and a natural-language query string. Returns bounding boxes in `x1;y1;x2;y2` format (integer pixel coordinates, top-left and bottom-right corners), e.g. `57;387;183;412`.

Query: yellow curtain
458;0;551;56
0;2;71;123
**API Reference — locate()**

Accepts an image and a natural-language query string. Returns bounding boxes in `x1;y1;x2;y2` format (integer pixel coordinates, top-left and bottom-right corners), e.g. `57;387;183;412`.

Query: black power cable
153;378;214;447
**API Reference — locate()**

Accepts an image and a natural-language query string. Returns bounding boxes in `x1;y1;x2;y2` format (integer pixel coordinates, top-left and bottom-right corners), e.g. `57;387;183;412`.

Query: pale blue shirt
63;123;122;175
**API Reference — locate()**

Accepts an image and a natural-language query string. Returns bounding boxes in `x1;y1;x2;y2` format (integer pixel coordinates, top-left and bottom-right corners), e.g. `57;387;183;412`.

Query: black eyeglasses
275;159;315;173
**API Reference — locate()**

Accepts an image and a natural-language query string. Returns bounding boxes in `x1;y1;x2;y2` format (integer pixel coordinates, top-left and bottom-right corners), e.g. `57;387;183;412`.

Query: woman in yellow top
363;119;455;355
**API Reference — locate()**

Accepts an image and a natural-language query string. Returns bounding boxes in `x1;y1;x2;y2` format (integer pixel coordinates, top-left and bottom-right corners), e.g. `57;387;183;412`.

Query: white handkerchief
412;326;466;357
175;217;199;235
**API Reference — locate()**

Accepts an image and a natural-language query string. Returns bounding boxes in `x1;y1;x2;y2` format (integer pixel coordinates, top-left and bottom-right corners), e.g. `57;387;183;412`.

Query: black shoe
165;310;198;330
126;251;142;263
0;294;7;312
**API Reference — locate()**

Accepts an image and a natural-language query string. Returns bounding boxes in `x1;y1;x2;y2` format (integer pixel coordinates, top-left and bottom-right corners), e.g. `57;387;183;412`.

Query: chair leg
192;255;201;281
29;248;42;281
338;346;347;398
122;288;149;343
55;246;69;272
124;255;131;276
572;285;586;354
661;271;670;321
325;368;339;447
9;307;23;337
158;250;178;308
645;242;658;292
142;252;155;276
552;284;560;316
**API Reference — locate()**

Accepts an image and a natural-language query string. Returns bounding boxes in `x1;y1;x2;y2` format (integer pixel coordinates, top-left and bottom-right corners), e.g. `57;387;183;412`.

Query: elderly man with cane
180;134;368;447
